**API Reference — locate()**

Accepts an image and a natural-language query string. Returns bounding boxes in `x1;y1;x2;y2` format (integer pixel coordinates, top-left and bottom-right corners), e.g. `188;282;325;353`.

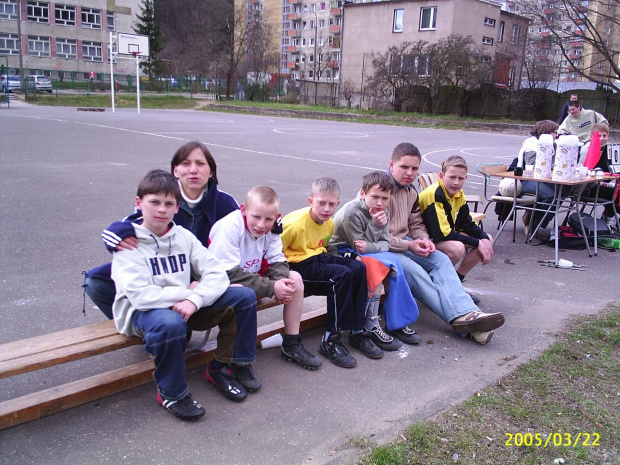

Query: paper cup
557;259;573;269
260;333;283;349
524;165;534;177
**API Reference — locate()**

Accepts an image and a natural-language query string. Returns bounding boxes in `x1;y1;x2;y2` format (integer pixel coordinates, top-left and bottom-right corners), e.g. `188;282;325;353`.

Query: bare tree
530;0;620;90
365;35;493;114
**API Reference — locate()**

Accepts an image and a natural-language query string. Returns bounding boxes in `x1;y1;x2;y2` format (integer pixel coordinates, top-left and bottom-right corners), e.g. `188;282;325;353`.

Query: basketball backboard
117;33;149;57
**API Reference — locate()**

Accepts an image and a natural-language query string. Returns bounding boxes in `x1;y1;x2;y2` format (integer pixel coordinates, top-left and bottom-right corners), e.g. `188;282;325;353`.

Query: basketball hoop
131;51;140;57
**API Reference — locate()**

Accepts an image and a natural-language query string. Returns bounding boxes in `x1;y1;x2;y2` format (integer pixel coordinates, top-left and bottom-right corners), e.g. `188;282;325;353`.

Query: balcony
569;53;581;59
288;0;302;4
329;25;341;34
287;29;301;37
543;8;554;13
288;13;300;20
286;45;300;53
570;41;583;48
331;7;342;15
286;61;298;69
329;60;339;68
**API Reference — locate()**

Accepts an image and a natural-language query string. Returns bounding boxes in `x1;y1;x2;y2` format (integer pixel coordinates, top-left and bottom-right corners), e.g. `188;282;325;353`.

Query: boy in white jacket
209;186;321;370
111;170;258;421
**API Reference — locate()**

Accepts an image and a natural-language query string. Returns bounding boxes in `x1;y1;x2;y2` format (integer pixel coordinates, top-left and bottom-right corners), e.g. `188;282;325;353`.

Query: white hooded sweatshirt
111;222;230;336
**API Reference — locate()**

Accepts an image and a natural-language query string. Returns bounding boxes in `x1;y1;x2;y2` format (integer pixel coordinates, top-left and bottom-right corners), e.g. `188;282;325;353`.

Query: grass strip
358;306;620;465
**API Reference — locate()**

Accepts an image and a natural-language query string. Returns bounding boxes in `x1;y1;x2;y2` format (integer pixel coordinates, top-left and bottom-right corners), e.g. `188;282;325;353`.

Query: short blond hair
592;122;609;135
245;185;280;210
311;177;340;198
441;155;468;173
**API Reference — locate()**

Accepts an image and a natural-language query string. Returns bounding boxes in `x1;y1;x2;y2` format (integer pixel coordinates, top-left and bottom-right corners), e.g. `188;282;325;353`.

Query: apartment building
499;0;619;84
340;0;529;103
0;0;141;78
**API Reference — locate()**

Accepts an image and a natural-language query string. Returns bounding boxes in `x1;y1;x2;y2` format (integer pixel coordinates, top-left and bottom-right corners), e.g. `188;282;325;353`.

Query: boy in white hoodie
209;186;321;370
111;170;258;421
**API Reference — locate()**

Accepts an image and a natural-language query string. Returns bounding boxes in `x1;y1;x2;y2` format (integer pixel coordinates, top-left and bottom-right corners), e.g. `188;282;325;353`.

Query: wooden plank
0;335;142;380
0;321;120;363
0;308;326;430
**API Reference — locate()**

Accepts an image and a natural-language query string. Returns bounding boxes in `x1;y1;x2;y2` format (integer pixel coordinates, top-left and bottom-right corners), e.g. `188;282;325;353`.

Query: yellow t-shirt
281;207;333;263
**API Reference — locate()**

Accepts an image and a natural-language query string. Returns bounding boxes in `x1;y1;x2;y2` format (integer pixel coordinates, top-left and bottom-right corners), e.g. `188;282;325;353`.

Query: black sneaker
348;332;384;359
206;363;248;401
157;392;205;421
367;326;402;351
319;333;357;368
389;326;421;345
281;338;322;370
231;363;262;392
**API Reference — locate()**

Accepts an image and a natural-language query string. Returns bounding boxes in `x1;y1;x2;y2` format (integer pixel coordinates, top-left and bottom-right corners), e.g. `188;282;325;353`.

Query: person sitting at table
517;120;560;236
581;123;619;231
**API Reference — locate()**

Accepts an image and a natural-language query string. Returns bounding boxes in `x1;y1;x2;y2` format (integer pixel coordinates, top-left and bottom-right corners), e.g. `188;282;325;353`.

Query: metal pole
136;54;141;114
110;32;115;113
17;0;24;89
314;11;317;105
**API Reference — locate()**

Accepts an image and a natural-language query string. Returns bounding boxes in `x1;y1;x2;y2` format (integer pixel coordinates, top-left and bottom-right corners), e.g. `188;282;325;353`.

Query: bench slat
0;320;119;363
0;334;142;380
0;308;326;430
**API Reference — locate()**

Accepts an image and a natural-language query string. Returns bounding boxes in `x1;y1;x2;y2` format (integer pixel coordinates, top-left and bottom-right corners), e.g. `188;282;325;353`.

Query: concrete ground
0;99;617;465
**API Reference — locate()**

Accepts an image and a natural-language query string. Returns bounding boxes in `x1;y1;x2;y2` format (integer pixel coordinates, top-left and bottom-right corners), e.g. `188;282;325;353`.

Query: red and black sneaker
157;392;205;421
206;362;248;402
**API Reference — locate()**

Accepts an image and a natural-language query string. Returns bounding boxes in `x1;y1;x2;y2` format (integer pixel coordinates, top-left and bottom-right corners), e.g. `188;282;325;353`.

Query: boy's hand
370;208;388;227
476;238;493;265
354;239;367;254
116;236;138;251
172;300;197;322
408;238;435;257
273;278;296;304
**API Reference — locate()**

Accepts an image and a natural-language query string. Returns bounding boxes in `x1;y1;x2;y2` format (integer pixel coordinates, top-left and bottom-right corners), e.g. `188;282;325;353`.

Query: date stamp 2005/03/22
505;432;600;448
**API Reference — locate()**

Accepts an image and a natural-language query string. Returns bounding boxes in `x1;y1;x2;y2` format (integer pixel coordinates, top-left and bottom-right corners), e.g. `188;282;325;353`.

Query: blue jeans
393;244;477;325
521;180;556;228
83;276;115;319
131;286;257;402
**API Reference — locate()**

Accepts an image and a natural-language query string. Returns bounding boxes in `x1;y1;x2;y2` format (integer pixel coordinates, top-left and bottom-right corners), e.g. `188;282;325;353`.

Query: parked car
0;75;21;93
26;75;53;93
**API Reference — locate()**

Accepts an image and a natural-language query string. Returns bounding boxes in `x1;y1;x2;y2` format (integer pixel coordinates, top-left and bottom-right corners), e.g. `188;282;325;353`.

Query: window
321;2;326;10
0;0;18;20
319;19;325;28
482;36;493;45
599;63;605;70
511;25;521;43
484;17;495;26
27;1;49;23
56;38;77;59
107;11;115;31
308;70;314;78
107;43;117;63
302;38;306;46
309;53;314;63
393;9;404;32
419;7;437;31
28;35;51;56
508;67;515;87
310;37;315;46
498;21;505;42
302;21;307;29
310;20;315;29
319;37;324;46
55;4;75;26
82;41;102;61
0;32;19;54
481;55;491;63
81;8;102;29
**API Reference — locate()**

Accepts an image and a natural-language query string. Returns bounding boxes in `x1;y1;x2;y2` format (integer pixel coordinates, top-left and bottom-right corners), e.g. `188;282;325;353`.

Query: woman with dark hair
84;141;239;319
517;120;559;233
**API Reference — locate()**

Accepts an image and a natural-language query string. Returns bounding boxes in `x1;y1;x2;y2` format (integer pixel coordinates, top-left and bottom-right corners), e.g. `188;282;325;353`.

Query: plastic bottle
598;236;620;249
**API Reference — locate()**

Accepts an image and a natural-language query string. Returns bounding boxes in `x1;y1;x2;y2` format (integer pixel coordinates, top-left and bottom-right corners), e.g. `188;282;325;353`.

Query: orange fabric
360;256;390;298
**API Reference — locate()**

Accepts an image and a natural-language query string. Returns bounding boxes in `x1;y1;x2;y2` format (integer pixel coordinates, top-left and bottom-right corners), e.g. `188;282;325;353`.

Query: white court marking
273;127;370;138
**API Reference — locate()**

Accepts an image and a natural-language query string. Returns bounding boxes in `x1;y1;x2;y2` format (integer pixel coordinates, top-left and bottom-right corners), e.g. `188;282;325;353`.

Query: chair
417;172;486;226
475;163;536;242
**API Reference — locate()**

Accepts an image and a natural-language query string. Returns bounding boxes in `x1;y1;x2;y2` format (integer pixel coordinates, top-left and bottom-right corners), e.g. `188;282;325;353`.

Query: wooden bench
0;298;326;430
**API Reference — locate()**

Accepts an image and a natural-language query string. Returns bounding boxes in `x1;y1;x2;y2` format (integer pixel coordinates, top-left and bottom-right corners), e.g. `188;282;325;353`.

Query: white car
0;75;21;92
26;75;53;93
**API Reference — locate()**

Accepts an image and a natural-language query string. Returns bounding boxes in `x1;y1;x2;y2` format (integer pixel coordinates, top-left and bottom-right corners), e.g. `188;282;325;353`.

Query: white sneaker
471;330;494;345
603;214;617;231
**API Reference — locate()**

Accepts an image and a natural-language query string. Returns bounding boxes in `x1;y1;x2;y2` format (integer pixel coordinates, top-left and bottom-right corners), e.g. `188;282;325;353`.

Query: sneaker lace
371;325;393;342
401;325;416;335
